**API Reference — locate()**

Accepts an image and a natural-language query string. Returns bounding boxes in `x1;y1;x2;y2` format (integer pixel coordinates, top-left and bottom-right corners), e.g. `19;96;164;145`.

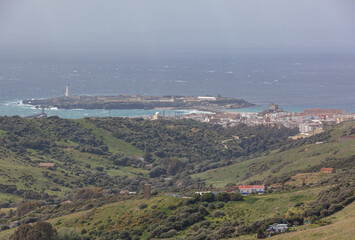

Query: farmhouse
320;168;334;174
238;185;265;194
266;223;288;233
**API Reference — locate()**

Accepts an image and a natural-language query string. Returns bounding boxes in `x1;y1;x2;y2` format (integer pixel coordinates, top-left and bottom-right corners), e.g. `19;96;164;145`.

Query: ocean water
0;50;354;118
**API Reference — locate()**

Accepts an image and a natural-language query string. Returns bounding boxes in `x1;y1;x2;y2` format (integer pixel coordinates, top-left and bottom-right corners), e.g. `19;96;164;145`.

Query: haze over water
1;1;354;117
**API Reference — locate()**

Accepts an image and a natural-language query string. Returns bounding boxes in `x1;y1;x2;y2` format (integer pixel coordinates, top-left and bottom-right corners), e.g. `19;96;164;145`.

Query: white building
197;96;216;101
65;84;70;97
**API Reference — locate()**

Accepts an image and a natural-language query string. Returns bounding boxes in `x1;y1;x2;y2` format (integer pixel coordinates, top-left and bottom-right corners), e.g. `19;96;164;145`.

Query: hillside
0;117;354;239
0;187;322;240
268;201;355;240
193;121;355;187
0;116;297;199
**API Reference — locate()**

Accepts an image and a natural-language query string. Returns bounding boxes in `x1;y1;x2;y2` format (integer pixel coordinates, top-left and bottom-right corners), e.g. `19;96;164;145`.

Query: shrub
160;229;177;238
95;166;104;171
200;193;215;202
230;192;243;201
216;192;230;202
16;201;39;217
58;229;82;240
74;188;103;200
216;202;225;209
139;203;148;209
0;225;10;231
208;203;216;210
200;220;211;228
10;221;58;240
215;226;235;238
213;210;225;218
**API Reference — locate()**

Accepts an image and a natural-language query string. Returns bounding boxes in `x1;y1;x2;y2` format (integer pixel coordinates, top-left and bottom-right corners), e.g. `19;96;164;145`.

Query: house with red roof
238;185;265;194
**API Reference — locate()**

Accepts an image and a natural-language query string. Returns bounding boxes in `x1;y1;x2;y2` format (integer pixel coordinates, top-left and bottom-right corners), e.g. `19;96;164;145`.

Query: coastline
1;99;354;119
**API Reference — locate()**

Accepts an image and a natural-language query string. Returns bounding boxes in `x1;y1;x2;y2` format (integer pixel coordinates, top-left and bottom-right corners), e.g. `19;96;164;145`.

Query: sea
0;50;354;118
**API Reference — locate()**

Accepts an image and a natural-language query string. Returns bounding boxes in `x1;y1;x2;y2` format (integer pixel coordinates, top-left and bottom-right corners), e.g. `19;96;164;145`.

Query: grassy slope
193;122;355;187
0;119;146;198
0;188;317;239
268;201;355;240
75;119;143;157
0;188;320;239
0;149;77;196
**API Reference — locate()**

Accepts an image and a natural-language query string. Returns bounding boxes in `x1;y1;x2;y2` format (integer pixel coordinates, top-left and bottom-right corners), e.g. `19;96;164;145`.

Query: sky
0;0;355;52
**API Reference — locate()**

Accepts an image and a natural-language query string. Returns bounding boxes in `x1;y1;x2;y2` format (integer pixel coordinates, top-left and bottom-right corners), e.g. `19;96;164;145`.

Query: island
22;94;254;110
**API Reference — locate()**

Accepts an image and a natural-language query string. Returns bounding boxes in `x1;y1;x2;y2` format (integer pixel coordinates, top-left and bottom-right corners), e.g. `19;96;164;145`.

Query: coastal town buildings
160;106;355;138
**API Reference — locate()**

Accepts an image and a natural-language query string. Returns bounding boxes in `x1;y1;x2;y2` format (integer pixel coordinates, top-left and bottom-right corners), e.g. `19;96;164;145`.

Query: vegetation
193;121;355;187
0;117;354;239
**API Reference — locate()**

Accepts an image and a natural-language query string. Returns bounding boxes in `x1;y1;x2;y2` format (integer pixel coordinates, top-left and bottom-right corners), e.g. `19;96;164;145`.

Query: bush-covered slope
0;116;298;199
0;118;354;239
193;121;355;187
269;201;355;240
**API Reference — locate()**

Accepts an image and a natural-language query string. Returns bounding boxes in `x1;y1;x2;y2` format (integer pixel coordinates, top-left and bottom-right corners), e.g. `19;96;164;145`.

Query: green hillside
193;121;355;187
0;117;354;239
268;201;355;240
0;187;322;240
0;116;297;199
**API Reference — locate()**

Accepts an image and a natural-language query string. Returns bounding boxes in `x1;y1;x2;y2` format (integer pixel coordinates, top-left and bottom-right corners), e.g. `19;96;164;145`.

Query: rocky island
23;92;254;111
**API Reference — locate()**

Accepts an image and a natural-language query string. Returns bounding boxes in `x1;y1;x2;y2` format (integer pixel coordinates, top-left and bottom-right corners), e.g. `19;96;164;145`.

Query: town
152;102;355;138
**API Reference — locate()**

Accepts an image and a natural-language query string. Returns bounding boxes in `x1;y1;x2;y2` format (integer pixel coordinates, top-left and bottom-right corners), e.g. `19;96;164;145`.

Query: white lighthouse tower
65;84;70;97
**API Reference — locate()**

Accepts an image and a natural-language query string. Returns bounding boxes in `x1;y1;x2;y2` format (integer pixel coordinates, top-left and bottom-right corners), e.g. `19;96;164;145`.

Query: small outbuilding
39;163;56;169
266;223;288;233
119;189;130;195
320;168;334;174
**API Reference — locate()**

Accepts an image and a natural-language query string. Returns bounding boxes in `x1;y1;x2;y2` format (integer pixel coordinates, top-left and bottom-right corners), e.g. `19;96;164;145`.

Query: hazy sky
1;0;355;52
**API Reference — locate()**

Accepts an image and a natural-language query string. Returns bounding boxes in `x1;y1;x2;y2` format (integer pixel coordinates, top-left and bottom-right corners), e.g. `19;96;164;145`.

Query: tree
10;221;58;240
257;227;267;239
216;192;230;202
200;192;215;202
230;192;243;201
73;187;103;200
16;202;39;217
161;157;184;176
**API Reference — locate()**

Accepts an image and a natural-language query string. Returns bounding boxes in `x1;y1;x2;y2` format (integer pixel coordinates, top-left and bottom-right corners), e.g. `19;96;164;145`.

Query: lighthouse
65;84;70;97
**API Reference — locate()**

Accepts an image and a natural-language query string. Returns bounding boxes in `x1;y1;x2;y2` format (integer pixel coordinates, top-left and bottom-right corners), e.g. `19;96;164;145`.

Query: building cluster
195;184;266;196
168;104;355;137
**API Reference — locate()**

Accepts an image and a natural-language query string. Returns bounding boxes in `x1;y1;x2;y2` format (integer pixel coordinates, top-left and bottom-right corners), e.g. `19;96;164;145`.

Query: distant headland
22;85;254;111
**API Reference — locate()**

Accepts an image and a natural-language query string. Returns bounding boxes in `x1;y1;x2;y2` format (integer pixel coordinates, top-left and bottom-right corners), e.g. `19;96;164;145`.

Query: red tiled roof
320;168;333;171
238;185;265;189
